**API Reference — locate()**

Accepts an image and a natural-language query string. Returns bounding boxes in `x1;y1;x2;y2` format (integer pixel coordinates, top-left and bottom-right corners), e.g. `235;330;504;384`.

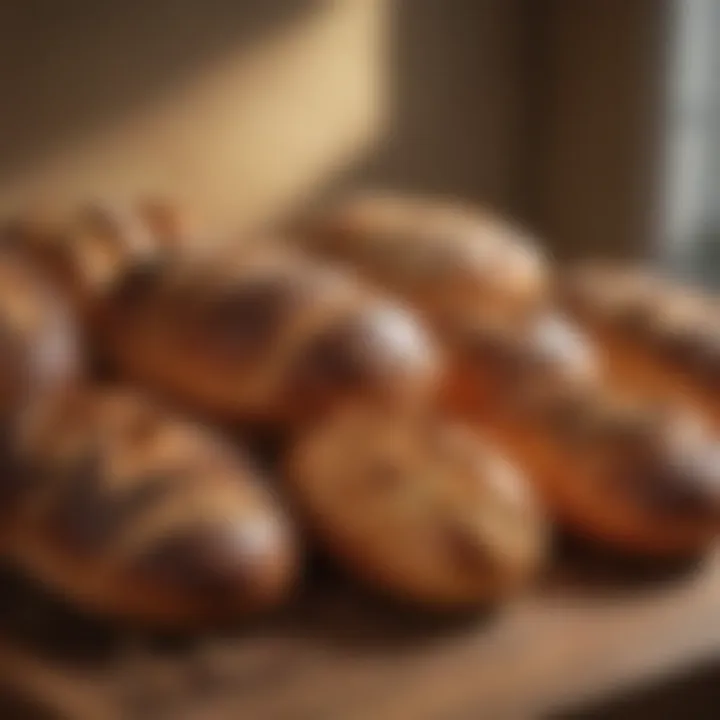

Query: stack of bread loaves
0;192;717;628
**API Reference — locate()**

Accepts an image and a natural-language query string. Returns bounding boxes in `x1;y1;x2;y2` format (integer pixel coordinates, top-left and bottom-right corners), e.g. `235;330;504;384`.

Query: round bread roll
0;250;80;429
287;404;547;608
295;191;548;332
446;313;720;557
97;245;441;426
1;388;298;627
561;262;720;428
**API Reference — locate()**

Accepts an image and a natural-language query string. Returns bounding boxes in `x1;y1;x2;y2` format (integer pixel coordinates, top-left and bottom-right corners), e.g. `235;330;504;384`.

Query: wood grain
1;546;719;719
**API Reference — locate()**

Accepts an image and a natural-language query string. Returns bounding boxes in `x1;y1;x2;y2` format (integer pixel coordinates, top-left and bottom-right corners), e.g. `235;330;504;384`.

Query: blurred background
1;0;716;278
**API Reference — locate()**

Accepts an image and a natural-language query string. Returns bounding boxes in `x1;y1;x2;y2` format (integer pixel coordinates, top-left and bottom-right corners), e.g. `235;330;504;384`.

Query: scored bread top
287;403;547;606
3;388;298;624
99;243;442;425
456;312;720;525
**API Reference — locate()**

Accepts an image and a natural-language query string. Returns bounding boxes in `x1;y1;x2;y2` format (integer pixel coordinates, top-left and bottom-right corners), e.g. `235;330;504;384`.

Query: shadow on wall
353;0;527;217
0;1;538;236
0;0;316;183
0;0;388;236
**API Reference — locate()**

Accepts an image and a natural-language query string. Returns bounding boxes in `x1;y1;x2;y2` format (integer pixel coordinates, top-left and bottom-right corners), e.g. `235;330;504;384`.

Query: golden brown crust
295;191;549;332
99;246;441;426
561;263;720;427
294;196;720;556
287;404;547;607
444;313;720;556
3;388;298;626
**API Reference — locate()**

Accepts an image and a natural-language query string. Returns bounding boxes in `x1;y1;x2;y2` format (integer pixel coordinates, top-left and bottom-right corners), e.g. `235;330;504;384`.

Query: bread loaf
2;388;298;626
561;263;720;428
296;194;720;555
287;404;547;607
294;191;548;332
97;244;441;426
447;314;720;556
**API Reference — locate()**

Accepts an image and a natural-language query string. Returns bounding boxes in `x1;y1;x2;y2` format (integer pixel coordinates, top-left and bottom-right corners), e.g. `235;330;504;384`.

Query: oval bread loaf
295;191;548;332
1;388;298;626
561;262;720;428
97;245;441;426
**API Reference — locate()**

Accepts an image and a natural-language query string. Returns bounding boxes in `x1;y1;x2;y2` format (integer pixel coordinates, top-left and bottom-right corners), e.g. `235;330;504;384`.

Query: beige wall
0;0;529;235
0;0;389;235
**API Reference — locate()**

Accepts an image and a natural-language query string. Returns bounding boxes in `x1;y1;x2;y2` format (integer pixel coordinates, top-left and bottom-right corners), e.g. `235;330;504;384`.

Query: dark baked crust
99;246;440;426
3;388;298;626
445;312;720;556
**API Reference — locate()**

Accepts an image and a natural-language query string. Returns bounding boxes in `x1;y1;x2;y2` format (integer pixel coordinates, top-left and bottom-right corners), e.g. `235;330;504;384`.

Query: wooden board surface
1;542;720;720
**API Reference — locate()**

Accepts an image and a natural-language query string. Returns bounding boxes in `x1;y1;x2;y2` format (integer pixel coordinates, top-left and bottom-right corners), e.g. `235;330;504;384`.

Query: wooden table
1;544;720;720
